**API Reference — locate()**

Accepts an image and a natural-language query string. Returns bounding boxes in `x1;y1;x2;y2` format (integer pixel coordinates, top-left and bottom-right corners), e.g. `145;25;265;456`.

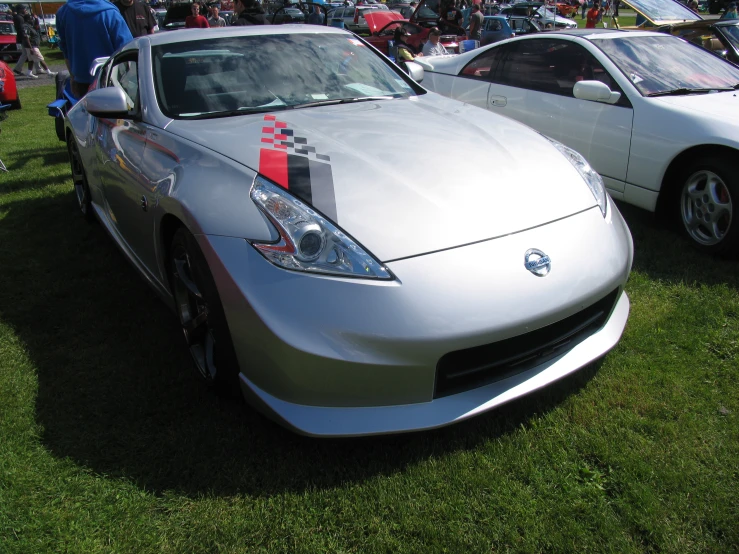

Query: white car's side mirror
573;80;622;105
406;60;426;83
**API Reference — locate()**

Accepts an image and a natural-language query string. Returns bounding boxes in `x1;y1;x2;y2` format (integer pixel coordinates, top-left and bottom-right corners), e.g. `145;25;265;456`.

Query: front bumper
199;203;633;436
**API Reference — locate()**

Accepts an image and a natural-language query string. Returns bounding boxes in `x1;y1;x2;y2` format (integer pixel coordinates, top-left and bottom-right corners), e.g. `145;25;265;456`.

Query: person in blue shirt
56;0;133;98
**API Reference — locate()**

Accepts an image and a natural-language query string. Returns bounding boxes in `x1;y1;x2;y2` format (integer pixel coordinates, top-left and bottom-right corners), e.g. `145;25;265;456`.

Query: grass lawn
1;87;738;553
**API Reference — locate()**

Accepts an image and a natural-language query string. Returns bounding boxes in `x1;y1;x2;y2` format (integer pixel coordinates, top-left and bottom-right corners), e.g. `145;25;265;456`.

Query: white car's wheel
679;157;739;256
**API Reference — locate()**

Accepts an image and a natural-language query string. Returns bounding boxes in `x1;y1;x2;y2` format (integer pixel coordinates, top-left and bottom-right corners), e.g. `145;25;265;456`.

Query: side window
494;40;613;97
486;19;502;31
459;47;503;80
107;57;139;113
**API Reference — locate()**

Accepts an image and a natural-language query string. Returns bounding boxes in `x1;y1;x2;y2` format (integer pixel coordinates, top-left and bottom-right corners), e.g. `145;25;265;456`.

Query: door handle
489;95;507;107
141;195;148;212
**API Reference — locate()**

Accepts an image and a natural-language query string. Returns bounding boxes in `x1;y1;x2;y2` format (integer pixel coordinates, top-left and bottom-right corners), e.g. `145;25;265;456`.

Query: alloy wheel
172;246;218;382
680;170;733;247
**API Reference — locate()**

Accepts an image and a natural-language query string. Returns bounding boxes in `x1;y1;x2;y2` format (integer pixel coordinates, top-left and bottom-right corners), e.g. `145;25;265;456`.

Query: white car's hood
651;90;739;122
165;94;597;261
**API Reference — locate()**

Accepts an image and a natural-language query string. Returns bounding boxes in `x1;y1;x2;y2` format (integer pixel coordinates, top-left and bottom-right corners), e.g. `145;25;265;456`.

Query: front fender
140;127;278;242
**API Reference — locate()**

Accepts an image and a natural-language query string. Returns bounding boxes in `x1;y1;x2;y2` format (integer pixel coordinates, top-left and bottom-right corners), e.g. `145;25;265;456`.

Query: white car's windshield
152;34;418;119
594;35;739;96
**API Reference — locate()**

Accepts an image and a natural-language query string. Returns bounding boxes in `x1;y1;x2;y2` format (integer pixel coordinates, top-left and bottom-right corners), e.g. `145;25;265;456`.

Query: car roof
130;24;350;48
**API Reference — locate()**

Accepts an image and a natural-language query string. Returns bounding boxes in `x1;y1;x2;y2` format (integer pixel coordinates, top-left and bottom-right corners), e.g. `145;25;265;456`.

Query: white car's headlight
249;176;392;280
548;138;607;217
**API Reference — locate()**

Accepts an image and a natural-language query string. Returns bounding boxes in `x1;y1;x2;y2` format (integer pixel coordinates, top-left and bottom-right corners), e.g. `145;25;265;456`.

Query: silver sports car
64;26;633;436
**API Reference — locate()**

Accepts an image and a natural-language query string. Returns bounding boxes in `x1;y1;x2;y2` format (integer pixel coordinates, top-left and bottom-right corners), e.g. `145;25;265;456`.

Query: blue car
480;16;515;46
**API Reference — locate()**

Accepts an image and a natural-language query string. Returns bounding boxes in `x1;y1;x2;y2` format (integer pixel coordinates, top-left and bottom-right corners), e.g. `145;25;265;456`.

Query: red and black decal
258;115;337;223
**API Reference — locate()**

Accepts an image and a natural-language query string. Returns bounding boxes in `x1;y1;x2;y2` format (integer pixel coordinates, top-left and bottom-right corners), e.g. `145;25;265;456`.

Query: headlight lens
548;138;607;217
249;176;392;280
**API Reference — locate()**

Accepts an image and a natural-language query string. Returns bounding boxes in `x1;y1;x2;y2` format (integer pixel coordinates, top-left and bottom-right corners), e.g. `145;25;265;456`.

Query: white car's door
488;38;633;189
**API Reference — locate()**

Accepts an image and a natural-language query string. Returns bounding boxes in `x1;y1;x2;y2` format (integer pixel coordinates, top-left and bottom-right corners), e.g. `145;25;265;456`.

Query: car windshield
621;0;699;22
152;34;418;119
721;24;739;50
0;21;15;35
594;35;739;96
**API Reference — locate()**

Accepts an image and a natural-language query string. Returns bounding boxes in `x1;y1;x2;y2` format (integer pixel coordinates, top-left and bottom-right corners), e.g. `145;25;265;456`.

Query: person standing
233;0;267;25
208;6;227;27
306;5;324;25
586;1;600;27
722;2;738;18
422;27;449;56
56;0;134;98
12;4;29;76
113;0;157;37
468;3;483;42
22;14;57;77
185;2;210;28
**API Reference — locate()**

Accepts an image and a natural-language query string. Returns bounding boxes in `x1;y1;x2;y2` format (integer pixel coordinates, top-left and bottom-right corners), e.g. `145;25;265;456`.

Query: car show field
0;81;737;553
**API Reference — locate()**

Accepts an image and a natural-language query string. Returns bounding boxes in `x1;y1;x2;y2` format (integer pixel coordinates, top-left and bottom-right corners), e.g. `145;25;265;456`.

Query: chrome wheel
680;170;733;247
67;138;91;217
172;246;218;382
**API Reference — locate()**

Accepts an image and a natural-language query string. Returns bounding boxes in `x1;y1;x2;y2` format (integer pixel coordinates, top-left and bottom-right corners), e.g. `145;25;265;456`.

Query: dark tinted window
494;39;616;97
460;47;502;80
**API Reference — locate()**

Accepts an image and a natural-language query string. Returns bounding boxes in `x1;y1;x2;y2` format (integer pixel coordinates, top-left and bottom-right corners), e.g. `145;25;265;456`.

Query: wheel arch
656;144;739;216
159;212;186;290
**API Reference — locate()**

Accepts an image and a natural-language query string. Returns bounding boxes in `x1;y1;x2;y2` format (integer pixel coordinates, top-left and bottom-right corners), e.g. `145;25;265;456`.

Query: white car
421;29;739;255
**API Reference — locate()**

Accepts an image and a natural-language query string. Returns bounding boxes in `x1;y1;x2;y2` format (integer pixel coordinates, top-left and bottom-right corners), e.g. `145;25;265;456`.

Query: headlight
249;176;392;280
547;138;607;217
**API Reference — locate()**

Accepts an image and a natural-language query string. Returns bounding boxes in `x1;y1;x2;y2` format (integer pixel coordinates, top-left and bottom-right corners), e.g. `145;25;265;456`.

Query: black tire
676;156;739;256
169;227;242;396
9;97;20;110
67;136;94;222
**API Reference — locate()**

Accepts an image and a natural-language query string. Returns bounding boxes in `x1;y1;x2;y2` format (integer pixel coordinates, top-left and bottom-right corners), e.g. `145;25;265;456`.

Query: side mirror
84;87;131;118
405;61;425;83
573;80;621;105
89;56;110;78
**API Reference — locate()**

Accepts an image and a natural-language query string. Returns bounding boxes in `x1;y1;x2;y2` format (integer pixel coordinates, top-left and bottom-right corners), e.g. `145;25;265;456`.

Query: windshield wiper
179;105;290;120
288;94;405;110
647;87;734;97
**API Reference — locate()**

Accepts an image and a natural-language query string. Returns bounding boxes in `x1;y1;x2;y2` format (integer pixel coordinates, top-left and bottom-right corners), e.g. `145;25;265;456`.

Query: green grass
1;87;738;553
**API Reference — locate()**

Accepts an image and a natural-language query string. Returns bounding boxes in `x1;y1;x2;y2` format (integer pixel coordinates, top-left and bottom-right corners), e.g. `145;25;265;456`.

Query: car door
96;52;158;273
489;38;633;187
447;46;510;108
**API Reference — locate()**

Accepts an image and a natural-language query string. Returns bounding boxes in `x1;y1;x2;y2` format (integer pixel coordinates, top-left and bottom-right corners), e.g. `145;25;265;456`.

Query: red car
364;11;464;55
0;60;20;109
0;17;22;62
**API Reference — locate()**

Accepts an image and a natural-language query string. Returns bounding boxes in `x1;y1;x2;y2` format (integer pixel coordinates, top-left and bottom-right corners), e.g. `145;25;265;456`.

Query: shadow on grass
615;201;739;289
4;147;69;171
0;173;71;193
1;191;606;498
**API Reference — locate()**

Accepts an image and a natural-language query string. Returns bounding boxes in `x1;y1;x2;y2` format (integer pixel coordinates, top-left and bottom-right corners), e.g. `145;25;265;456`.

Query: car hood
164;95;597;261
364;10;404;32
652;90;739;121
622;0;700;25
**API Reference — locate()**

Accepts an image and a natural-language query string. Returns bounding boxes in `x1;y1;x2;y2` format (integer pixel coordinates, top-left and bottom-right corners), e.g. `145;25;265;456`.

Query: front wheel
67;136;94;221
678;156;738;256
169;227;241;395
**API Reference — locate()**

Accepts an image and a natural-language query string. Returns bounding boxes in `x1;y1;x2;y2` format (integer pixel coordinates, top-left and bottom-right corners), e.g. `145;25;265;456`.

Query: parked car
481;15;515;45
657;18;739;65
364;11;465;54
620;0;704;26
327;4;388;32
269;6;307;23
61;26;632;436
422;29;739;255
0;59;19;108
0;19;21;62
506;14;545;35
499;2;576;28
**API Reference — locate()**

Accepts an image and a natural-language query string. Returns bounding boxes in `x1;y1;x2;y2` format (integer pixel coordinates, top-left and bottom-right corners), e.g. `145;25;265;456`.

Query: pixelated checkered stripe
258;115;337;223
